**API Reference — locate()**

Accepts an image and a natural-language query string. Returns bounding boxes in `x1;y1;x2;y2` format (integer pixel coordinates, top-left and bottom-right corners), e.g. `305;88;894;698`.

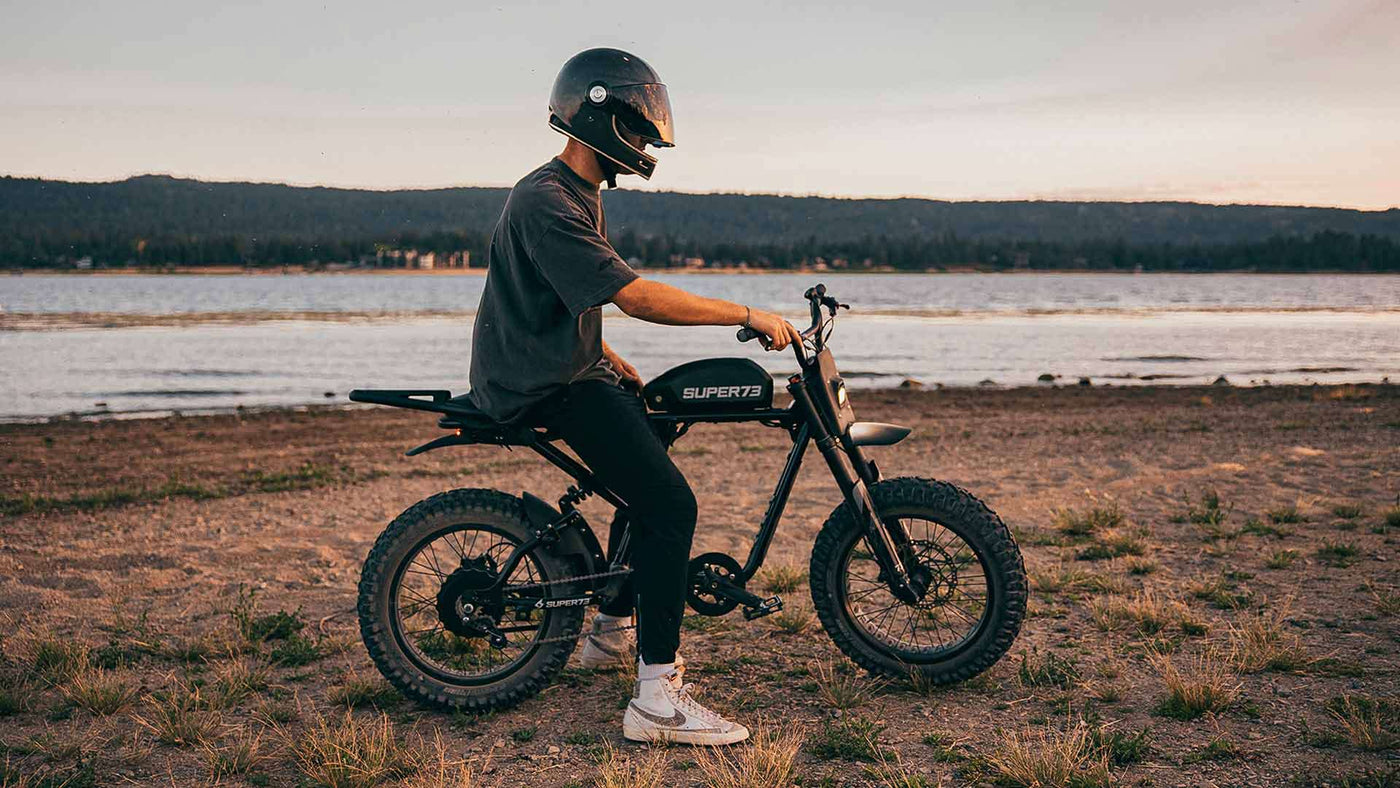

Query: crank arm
703;571;768;609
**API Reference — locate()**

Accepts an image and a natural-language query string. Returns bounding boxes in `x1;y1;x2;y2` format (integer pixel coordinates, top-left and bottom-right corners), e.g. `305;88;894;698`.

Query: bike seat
437;394;502;430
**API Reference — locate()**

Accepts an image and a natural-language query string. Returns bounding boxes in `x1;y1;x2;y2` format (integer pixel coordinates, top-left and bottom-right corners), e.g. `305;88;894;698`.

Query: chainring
686;551;744;616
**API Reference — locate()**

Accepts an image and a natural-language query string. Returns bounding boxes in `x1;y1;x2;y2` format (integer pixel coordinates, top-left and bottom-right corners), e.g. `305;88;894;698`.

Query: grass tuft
62;666;138;715
135;680;220;747
595;742;668;788
696;723;802;788
808;716;885;762
326;672;400;710
289;710;426;788
1325;695;1399;751
1227;609;1311;673
811;660;882;710
1016;650;1079;689
983;720;1111;788
1317;541;1361;567
756;564;807;594
1150;652;1241;720
1053;502;1123;538
1266;549;1301;570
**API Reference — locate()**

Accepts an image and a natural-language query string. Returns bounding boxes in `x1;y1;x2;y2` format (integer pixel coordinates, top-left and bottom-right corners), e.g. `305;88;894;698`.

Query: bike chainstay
501;566;640;646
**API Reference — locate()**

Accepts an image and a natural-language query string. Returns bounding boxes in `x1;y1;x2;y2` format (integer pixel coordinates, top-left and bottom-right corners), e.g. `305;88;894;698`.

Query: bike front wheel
809;477;1027;683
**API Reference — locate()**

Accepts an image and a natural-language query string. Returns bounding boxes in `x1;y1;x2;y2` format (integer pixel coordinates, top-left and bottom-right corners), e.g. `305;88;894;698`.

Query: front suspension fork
787;379;926;604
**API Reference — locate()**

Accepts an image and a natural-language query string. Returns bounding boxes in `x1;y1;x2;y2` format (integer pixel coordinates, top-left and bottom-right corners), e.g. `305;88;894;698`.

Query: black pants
526;379;696;665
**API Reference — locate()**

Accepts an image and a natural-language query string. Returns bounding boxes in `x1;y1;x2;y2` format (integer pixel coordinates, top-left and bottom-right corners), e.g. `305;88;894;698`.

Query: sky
2;0;1397;209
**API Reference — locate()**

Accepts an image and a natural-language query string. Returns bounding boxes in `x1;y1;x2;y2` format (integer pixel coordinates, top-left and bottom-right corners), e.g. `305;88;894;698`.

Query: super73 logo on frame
681;385;764;400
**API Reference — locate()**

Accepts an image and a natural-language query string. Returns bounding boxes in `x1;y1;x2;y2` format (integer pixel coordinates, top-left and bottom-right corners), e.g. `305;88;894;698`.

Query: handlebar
736;282;848;364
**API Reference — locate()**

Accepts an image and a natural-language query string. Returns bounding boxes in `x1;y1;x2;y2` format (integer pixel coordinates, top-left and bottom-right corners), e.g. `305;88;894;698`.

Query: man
466;48;800;746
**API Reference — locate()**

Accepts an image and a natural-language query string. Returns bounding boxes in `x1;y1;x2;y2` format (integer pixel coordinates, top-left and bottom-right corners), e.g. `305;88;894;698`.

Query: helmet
548;48;675;186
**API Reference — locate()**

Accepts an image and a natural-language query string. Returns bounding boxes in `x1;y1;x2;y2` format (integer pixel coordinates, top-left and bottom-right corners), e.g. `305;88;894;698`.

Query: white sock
595;612;629;628
638;657;675;681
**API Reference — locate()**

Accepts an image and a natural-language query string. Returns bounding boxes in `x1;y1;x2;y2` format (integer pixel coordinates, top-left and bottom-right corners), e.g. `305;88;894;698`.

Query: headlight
835;381;848;407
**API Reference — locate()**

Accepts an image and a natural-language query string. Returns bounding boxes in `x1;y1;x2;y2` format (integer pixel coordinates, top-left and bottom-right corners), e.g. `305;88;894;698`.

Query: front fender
848;422;912;447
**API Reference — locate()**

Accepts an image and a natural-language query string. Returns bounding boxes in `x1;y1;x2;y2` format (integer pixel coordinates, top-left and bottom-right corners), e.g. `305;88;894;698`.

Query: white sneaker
622;665;750;746
576;614;634;669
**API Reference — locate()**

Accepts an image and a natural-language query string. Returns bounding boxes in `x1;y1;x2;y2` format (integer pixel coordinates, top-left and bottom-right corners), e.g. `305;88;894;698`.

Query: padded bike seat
437;394;501;430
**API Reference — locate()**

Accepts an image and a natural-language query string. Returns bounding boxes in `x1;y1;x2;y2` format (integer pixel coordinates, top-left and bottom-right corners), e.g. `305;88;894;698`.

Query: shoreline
2;381;1393;426
4;304;1399;332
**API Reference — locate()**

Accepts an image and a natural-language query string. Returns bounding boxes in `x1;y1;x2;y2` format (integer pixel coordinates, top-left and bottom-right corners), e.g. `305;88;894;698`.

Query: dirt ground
1;385;1397;787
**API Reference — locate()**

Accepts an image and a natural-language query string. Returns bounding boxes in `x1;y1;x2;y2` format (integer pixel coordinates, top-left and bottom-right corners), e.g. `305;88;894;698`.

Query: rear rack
348;389;472;418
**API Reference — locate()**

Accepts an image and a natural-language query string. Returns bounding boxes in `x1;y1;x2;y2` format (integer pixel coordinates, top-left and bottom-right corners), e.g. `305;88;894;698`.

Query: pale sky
2;0;1397;209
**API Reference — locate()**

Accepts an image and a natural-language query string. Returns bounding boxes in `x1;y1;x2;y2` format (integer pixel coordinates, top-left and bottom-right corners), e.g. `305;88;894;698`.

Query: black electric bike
350;284;1026;711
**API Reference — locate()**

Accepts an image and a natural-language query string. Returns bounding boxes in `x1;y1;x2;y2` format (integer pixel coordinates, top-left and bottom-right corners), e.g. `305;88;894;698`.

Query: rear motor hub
436;555;504;637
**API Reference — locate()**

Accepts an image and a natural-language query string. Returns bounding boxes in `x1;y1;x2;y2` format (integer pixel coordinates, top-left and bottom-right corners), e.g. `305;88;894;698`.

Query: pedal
743;595;784;621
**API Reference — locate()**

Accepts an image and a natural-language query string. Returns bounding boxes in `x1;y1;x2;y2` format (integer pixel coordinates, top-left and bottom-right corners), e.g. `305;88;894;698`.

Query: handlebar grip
736;326;763;343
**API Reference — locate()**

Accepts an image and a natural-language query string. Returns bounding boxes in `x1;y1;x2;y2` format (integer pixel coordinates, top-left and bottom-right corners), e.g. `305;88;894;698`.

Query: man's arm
610;278;802;351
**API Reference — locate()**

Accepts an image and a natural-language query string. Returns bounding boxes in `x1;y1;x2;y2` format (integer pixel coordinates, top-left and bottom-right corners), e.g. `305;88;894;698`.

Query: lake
1;272;1397;420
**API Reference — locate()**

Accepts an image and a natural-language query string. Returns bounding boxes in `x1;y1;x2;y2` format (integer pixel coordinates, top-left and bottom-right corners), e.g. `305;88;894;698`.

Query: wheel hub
436;554;503;637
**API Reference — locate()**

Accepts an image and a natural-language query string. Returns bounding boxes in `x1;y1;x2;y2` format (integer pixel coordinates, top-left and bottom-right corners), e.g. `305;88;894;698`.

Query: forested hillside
3;174;1397;271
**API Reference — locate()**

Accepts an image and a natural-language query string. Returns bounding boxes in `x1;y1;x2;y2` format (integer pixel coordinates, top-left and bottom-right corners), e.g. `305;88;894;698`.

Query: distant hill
5;173;1399;245
2;174;1398;271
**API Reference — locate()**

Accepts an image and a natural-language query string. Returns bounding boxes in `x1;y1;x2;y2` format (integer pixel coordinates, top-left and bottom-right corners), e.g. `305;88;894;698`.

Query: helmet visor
612;83;674;147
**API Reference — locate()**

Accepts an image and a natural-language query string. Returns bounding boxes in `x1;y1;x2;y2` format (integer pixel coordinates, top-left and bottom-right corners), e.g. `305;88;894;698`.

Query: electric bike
349;284;1027;711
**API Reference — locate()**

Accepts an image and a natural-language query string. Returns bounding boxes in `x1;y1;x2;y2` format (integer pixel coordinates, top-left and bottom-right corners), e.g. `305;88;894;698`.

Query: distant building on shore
374;248;470;270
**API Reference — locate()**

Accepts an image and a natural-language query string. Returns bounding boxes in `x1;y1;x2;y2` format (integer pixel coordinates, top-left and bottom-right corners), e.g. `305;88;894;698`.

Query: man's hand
602;341;644;392
745;308;802;352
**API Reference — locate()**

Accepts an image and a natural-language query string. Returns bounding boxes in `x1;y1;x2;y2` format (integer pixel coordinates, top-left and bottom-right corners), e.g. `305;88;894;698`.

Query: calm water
2;272;1397;420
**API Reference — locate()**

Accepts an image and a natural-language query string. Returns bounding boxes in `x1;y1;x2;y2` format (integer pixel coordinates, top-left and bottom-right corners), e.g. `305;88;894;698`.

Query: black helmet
548;48;674;186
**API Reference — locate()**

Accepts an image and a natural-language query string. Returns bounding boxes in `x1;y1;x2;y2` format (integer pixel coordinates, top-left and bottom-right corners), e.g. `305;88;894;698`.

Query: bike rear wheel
810;477;1026;683
358;488;584;711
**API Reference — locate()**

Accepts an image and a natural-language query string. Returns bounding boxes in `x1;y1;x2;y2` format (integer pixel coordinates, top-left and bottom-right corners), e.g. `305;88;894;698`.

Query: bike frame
349;284;926;613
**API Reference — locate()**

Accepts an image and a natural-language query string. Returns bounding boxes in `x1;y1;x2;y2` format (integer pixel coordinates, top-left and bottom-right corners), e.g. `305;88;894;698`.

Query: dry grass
983;720;1111;788
1227;609;1311;673
61;666;138;715
134;680;220;746
866;745;942;787
211;659;271;709
203;728;267;780
695;723;803;788
595;742;669;788
767;604;814;635
1052;502;1124;538
811;659;882;710
1151;652;1241;720
1029;565;1123;595
1326;696;1399;751
1088;589;1202;637
326;671;400;709
756;564;808;594
1367;581;1400;616
288;710;426;788
1265;549;1301;570
26;636;88;687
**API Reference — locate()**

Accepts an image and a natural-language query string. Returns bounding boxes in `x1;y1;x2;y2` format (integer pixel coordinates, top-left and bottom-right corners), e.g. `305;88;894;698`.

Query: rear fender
520;492;606;592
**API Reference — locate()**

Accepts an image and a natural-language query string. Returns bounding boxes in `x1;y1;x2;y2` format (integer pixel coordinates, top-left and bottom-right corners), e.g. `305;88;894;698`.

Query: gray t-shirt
467;158;639;424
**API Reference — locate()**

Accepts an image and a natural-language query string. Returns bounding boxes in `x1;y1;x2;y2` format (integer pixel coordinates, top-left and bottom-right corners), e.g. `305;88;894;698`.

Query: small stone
1274;686;1293;697
547;745;560;755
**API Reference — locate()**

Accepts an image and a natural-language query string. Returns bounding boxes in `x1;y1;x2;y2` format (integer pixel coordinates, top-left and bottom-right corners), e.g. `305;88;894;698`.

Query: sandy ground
0;385;1397;787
